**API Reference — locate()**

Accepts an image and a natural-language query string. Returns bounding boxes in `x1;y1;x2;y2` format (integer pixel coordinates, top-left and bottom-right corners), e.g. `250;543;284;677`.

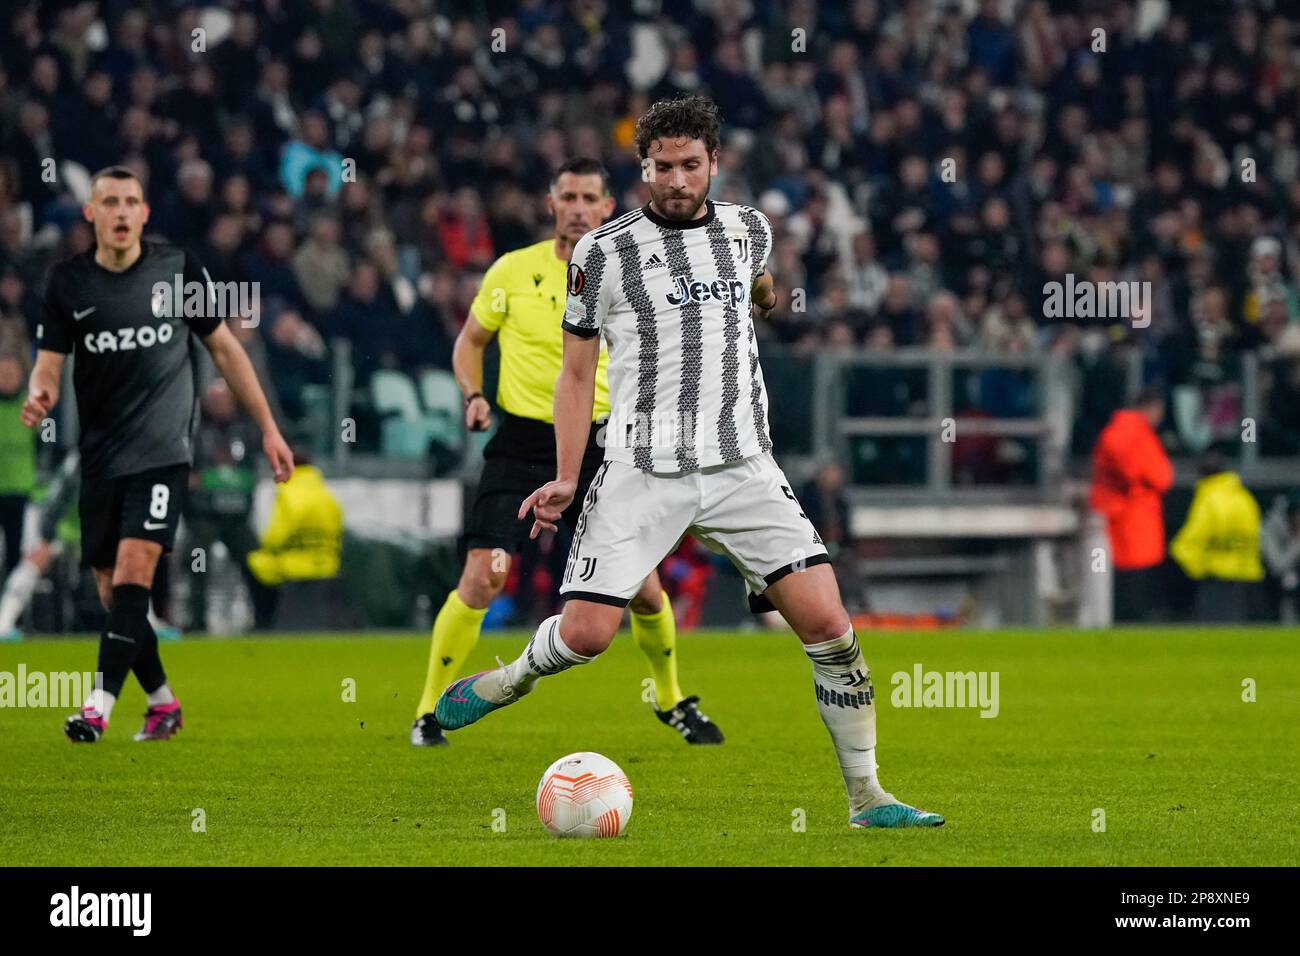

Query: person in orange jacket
1089;388;1174;622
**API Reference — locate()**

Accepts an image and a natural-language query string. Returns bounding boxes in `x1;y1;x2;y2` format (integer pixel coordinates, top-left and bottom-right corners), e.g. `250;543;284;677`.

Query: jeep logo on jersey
665;275;747;308
83;323;175;353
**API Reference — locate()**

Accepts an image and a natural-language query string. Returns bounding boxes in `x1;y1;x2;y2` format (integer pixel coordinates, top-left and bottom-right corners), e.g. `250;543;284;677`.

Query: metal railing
762;346;1073;500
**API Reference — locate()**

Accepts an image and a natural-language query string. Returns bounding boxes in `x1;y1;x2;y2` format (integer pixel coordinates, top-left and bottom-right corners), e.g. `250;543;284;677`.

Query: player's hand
518;478;577;540
465;395;491;432
264;430;295;483
21;387;53;428
751;271;776;312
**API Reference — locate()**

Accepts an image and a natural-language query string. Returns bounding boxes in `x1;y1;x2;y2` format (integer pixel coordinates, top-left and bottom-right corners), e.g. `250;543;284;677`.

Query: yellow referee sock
630;591;684;709
416;589;488;717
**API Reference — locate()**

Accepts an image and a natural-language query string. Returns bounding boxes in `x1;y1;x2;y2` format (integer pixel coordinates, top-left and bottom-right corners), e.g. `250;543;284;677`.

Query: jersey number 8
150;484;170;520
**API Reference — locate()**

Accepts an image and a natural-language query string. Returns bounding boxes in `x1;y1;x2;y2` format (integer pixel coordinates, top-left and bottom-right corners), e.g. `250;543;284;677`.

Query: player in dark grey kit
22;166;293;743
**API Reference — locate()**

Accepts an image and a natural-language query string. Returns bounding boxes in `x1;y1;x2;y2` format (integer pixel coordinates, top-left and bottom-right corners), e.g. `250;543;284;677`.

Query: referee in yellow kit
412;158;723;747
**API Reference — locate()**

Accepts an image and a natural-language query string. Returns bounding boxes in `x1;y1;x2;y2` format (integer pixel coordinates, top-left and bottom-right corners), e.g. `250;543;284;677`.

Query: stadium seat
371;370;446;460
418;369;468;466
419;369;462;421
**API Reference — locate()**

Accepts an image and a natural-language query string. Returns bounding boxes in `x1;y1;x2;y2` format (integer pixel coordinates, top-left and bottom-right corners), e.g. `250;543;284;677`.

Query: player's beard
650;174;711;222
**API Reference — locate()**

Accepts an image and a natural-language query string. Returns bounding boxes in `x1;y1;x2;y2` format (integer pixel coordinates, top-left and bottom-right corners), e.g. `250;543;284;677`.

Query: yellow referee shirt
469;238;611;423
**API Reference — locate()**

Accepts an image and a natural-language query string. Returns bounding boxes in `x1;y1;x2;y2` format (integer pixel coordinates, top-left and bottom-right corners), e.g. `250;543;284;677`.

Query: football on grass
536;752;634;838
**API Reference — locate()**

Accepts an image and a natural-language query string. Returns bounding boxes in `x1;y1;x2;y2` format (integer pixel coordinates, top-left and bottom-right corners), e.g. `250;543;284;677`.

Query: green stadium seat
371;370;446;460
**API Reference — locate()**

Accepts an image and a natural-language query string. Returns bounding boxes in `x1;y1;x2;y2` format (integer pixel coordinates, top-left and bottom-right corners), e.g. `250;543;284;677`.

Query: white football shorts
559;452;829;611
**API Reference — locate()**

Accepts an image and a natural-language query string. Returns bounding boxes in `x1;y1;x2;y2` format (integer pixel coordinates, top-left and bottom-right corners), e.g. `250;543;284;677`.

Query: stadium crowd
1;0;1300;466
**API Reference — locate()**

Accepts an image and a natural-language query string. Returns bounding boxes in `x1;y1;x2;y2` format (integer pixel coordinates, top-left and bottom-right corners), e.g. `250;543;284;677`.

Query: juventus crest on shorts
562;200;775;474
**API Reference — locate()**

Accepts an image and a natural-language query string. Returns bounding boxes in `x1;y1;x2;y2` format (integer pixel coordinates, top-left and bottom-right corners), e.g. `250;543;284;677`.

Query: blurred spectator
216;173;263;241
1164;286;1243;454
436;188;495;271
292;214;351;313
660;537;717;632
801;462;851;556
1261;347;1300;455
925;291;972;349
246;221;310;314
0;354;35;581
0;450;77;641
214;120;272;194
246;448;344;624
0;0;1295;464
265;307;329;422
1089;388;1174;622
0;298;35;366
1262;493;1300;623
199;214;248;286
1170;454;1264;622
845;230;888;314
1242;236;1298;330
155;158;215;249
879;274;920;346
187;379;275;631
329;260;402;386
279;110;343;200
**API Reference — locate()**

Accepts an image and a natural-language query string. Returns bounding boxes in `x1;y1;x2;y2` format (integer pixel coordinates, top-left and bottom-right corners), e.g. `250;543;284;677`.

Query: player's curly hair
634;95;722;160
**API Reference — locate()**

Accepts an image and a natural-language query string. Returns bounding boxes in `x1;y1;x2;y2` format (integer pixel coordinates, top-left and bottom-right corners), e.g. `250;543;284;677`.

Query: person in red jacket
1089;387;1174;622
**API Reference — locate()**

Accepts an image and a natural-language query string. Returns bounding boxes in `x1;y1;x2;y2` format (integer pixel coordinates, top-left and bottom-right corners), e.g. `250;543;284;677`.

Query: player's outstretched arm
200;321;294;483
518;330;599;539
21;350;65;428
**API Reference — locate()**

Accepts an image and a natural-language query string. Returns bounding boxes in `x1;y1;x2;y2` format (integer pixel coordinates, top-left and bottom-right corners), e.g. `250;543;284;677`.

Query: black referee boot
411;713;449;747
654;695;725;744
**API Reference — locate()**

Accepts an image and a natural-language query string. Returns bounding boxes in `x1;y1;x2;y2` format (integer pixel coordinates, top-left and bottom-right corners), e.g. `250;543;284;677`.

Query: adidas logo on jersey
644;253;665;270
665;275;747;308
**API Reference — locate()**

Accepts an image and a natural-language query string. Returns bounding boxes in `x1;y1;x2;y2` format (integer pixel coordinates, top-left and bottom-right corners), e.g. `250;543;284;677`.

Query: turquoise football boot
433;670;517;731
850;801;945;829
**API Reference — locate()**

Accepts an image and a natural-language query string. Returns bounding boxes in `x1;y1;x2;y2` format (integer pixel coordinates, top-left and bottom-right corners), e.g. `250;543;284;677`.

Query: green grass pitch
0;627;1296;866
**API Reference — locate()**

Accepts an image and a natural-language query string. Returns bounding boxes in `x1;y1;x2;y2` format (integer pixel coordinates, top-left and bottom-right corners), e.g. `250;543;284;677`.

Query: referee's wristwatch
464;391;485;408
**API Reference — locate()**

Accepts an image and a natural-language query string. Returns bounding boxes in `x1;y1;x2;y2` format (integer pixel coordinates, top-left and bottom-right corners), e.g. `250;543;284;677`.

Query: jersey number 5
781;484;807;519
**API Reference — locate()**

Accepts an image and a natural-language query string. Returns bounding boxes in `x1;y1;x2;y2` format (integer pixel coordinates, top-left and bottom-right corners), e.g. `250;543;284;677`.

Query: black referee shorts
79;463;189;569
463;411;606;555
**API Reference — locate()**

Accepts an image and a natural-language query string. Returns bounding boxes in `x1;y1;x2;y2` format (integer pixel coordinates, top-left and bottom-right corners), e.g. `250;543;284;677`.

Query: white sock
0;559;40;631
85;688;117;723
147;684;175;707
804;628;890;811
503;614;594;696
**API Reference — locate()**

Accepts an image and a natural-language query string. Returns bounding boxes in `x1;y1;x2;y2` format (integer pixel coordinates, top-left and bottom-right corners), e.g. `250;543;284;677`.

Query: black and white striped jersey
562;199;775;474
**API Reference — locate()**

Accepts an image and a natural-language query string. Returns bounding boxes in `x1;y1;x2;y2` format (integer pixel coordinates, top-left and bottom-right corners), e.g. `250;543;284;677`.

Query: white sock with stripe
804;628;892;812
502;614;593;697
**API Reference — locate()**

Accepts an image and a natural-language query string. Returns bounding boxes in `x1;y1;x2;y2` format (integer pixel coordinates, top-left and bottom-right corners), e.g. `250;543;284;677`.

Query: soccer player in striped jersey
434;97;943;829
411;158;723;747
